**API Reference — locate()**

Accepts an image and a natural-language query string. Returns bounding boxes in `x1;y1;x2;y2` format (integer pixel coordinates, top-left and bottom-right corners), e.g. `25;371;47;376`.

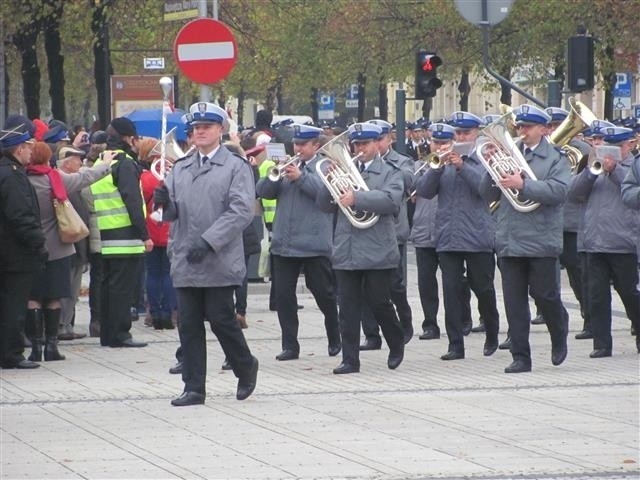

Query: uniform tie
200;155;209;167
523;147;532;156
299;160;306;170
359;162;366;173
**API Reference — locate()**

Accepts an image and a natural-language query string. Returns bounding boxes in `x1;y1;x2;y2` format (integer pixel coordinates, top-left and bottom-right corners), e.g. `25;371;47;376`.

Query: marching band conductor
153;102;259;406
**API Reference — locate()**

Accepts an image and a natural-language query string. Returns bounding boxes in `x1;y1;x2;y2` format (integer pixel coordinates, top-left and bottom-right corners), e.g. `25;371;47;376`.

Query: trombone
267;154;301;181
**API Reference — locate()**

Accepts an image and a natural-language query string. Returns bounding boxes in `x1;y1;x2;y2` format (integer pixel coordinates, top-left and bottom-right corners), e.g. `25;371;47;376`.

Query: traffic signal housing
415;50;442;99
567;35;594;93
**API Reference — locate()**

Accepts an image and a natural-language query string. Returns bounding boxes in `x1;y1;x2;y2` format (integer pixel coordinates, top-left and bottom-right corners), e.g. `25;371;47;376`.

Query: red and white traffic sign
173;18;237;84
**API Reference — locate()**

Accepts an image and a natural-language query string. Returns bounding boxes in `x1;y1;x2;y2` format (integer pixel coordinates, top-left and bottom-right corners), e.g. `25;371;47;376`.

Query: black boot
26;309;44;362
44;309;65;361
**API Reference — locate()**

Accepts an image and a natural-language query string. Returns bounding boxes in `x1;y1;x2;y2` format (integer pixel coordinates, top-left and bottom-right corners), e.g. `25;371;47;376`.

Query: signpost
318;92;335;120
613;72;632;111
173;18;237;84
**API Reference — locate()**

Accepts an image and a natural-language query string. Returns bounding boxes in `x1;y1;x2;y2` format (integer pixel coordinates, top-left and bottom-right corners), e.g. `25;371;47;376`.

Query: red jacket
140;170;170;247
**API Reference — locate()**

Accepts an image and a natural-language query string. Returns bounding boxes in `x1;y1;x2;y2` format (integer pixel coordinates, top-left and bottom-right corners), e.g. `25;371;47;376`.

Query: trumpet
267;154;301;181
315;131;379;229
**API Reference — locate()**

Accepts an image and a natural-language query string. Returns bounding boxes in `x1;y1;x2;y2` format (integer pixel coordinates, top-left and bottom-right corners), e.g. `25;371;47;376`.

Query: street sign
634;104;640;118
454;0;513;26
318;92;335;120
144;57;165;70
614;97;632;110
613;72;632;97
346;84;358;108
173;18;237;84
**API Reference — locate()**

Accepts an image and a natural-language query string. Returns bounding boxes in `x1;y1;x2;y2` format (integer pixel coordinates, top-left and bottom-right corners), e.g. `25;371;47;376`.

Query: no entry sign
173;18;237;84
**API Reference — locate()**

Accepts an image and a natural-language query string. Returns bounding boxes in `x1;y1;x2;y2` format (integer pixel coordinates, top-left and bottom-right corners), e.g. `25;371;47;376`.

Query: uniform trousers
362;244;413;339
272;255;340;352
0;271;34;366
100;256;142;346
415;246;440;333
439;251;499;352
176;286;254;395
586;252;640;351
578;252;590;329
88;252;103;325
335;269;404;368
498;257;568;365
560;231;587;320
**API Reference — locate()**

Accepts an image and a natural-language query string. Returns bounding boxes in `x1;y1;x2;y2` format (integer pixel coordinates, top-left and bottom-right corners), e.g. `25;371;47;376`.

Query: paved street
1;257;639;480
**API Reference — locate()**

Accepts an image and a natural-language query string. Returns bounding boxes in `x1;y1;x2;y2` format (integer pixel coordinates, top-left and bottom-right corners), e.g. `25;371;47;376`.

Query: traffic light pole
480;0;546;108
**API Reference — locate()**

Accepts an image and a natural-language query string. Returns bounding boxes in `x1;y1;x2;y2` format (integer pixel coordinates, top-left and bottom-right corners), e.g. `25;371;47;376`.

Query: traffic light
567;35;594;93
415;50;442;99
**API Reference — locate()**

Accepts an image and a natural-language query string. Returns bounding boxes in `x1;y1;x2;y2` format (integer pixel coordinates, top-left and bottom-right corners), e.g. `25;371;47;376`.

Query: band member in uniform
416;117;500;360
316;122;405;374
568;126;640;356
479;105;571;373
358;119;414;349
256;124;341;360
547;107;592;339
153;102;258;406
621;150;640;209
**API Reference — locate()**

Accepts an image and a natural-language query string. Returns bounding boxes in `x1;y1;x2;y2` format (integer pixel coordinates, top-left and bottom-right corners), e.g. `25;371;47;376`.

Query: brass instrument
315;131;379;229
499;104;518;138
475;112;541;213
587;153;604;175
150;76;174;223
267;154;301;181
149;127;186;181
548;97;597;173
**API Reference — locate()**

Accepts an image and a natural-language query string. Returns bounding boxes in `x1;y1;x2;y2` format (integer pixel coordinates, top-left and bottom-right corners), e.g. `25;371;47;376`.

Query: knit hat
110;117;138;137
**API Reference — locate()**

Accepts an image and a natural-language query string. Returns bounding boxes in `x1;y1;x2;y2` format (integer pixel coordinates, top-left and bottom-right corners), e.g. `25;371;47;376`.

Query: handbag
54;198;89;243
257;237;271;278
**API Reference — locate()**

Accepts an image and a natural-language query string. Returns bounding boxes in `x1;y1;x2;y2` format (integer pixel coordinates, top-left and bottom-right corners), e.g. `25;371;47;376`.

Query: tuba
548;97;597;173
475;112;541;213
315;131;379;229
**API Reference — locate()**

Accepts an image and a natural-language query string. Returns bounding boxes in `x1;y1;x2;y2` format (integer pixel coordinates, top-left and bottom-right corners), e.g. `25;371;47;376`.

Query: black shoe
531;314;545;325
169;362;182;374
462;323;472;336
403;325;414;344
328;343;341;357
171;391;205;407
221;358;232;370
269;304;277;312
359;337;382;351
333;362;359;374
275;349;299;361
1;358;41;369
419;328;440;340
589;348;612;358
236;356;258;401
113;338;148;348
152;316;163;330
498;336;512;350
483;341;498;357
297;305;304;310
551;343;568;366
387;346;404;369
575;329;593;340
471;323;486;333
440;350;465;361
504;360;532;373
